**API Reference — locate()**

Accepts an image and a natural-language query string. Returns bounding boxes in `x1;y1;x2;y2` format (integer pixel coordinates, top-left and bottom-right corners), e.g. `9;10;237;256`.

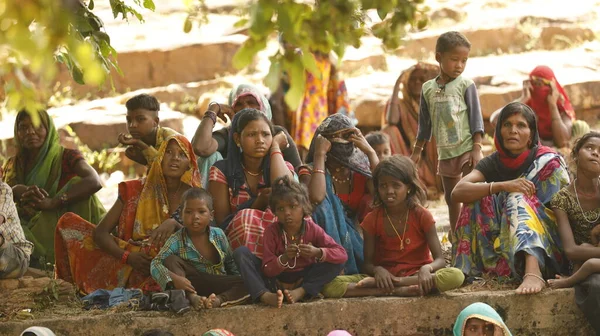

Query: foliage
187;0;428;110
0;0;155;118
64;125;120;174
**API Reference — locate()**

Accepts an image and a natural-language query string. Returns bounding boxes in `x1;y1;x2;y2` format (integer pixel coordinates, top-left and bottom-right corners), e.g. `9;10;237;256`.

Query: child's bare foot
202;293;222;309
283;288;306;304
356;277;376;288
188;293;204;310
260;290;284;308
548;275;572;289
393;285;421;297
516;273;546;294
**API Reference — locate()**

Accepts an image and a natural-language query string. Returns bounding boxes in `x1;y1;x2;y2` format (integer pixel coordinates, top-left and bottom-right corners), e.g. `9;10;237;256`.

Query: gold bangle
414;145;423;151
473;143;483;149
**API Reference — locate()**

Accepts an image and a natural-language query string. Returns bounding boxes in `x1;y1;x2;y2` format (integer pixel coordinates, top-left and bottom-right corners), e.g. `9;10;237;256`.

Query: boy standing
0;182;33;278
410;31;484;235
118;94;178;167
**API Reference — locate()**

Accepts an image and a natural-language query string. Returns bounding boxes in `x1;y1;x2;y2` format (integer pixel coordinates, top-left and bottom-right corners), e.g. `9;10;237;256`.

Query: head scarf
305;114;371;178
202;330;235;336
398;62;439;115
228;84;272;120
453;302;512;336
526;66;575;140
486;102;555;181
132;134;201;240
3;110;63;196
213;108;273;198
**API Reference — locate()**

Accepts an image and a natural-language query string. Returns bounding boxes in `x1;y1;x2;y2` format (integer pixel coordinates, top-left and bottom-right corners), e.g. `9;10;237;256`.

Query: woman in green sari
2;109;105;266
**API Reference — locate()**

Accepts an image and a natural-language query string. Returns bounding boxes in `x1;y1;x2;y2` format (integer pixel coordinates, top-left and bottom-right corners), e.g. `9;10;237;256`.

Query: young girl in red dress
323;155;464;298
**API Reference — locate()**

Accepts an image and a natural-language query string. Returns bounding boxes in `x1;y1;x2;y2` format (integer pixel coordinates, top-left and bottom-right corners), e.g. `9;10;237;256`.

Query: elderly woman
209;108;295;258
383;62;441;197
192;84;301;186
54;135;201;294
452;102;570;294
3;109;105;265
453;302;512;336
491;66;590;149
298;114;379;274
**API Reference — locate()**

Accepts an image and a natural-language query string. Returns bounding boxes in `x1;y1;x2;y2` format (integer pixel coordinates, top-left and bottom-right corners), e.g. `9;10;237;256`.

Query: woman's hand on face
348;129;373;154
215;104;235;122
417;265;435;296
500;178;536;197
273;132;289;150
149;218;180;249
547;79;561;104
118;133;142;147
314;135;332;156
126;251;152;276
521;79;532;102
373;266;395;293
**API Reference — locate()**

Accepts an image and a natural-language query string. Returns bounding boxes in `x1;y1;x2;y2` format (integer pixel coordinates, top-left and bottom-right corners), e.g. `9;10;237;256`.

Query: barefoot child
549;132;600;290
150;188;248;309
366;131;392;162
323;156;464;298
410;31;484;235
118;94;178;167
233;176;346;308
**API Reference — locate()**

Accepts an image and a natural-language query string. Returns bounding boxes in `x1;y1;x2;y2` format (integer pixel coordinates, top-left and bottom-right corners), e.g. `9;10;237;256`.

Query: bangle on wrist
313;169;325;175
59;193;68;206
489;181;495;196
270;151;282;159
473;143;483;150
121;250;131;265
278;254;289;267
208;102;221;114
203;110;217;124
413;145;423;151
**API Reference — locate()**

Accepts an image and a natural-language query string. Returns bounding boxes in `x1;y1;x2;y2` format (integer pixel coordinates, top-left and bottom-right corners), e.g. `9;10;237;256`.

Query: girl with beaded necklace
322;156;464;298
233;176;346;308
549;132;600;333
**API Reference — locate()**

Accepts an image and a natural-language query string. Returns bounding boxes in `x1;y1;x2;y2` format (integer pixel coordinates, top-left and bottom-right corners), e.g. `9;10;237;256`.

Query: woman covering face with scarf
298;114;379;274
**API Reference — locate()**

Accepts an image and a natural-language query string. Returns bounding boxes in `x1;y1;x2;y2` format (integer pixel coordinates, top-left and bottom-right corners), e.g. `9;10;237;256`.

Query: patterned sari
54;135;201;294
453;153;570;279
3;110;105;264
381;62;441;196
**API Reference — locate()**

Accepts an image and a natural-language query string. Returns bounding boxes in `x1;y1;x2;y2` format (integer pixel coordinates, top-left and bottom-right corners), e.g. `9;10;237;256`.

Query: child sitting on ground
548;224;600;289
410;31;484;236
0;181;33;279
322;156;464;298
366;131;392;162
150;188;248;309
118;94;178;167
233;176;347;308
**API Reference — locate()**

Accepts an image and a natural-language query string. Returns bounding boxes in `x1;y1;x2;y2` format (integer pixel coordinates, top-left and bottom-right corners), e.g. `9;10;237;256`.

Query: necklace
282;231;303;269
163;182;182;214
332;172;351;184
573;178;600;224
384;208;410;250
242;163;262;177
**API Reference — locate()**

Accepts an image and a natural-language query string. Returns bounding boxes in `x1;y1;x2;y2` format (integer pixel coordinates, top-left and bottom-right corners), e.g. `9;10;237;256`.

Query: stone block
0;279;20;291
537;26;595;50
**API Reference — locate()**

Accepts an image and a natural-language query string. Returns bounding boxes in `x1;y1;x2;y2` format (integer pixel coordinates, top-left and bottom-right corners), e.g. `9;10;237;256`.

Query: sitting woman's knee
435;267;465;292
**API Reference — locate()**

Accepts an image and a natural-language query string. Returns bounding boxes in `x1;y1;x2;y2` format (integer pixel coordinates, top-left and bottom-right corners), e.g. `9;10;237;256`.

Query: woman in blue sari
452;102;570;294
298;114;379;274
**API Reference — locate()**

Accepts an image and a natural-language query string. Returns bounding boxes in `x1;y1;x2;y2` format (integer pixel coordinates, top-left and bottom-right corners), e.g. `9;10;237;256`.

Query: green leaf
89;0;95;10
284;57;305;111
143;0;155;11
232;38;266;69
264;57;281;92
300;50;318;76
183;16;192;33
234;18;249;29
377;8;389;20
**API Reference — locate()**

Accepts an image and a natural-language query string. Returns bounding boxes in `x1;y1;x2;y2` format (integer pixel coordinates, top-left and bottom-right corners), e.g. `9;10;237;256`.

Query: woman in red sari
54;135;201;294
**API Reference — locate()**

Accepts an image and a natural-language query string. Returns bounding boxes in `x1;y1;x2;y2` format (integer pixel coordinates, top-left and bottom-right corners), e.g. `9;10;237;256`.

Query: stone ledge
0;289;591;336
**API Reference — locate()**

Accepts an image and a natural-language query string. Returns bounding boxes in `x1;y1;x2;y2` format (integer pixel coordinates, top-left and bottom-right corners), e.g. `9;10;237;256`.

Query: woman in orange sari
382;62;441;198
54;135;201;294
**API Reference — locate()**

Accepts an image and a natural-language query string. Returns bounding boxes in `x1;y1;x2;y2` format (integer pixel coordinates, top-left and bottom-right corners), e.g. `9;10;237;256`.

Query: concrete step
0;289;591;335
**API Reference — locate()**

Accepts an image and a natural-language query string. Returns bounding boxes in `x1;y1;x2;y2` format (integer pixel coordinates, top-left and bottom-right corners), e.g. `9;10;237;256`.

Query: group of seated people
0;60;599;334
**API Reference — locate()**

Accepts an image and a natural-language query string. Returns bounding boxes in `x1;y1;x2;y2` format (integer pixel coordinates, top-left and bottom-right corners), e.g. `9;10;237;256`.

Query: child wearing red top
323;156;464;298
234;176;346;307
